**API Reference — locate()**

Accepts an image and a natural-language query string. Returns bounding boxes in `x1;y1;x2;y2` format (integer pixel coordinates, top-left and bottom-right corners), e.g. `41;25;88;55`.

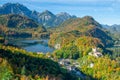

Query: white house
89;47;103;58
54;44;61;49
89;63;94;68
58;59;70;66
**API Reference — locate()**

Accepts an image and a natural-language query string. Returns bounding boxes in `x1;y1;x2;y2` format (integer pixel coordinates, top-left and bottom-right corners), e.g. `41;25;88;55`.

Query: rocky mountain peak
0;3;77;27
0;3;31;16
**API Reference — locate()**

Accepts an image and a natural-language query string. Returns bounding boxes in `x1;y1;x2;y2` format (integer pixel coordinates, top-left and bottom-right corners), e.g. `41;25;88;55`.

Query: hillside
49;16;113;47
58;16;102;31
0;42;81;80
0;14;39;28
47;17;120;80
0;3;76;27
0;14;47;38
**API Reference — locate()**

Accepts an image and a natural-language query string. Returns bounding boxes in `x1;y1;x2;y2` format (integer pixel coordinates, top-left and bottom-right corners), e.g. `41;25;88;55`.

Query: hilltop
0;14;47;38
49;16;113;48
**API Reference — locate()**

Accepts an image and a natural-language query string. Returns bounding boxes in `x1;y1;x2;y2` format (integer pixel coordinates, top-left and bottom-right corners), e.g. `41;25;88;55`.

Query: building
54;44;61;49
89;47;103;57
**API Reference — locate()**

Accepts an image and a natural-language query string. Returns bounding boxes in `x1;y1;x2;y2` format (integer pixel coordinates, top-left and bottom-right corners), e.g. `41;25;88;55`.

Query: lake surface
9;39;55;53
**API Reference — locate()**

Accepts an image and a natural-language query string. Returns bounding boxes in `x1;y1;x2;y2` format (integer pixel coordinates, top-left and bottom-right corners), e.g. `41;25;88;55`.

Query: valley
0;2;120;80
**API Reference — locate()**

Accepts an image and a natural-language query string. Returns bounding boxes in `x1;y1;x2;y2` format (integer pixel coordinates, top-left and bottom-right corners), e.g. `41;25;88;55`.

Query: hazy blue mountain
102;24;110;28
102;24;120;32
54;12;76;27
111;24;120;32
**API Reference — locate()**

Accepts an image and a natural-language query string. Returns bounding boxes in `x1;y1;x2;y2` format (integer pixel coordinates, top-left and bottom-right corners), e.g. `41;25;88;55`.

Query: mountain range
102;24;120;33
0;3;114;46
0;3;76;27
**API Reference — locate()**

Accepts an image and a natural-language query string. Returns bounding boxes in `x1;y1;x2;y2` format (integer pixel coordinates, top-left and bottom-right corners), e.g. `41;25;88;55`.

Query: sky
0;0;120;25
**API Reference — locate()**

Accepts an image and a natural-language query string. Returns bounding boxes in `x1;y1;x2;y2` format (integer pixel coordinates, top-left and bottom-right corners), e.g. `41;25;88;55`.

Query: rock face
38;10;56;27
0;3;77;27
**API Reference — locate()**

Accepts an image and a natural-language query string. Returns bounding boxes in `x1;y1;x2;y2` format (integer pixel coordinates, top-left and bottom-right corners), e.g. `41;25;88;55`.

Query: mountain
56;12;76;21
0;3;32;17
49;16;113;47
38;11;76;27
54;12;76;27
102;24;120;32
56;16;102;32
102;24;120;43
102;24;110;29
0;14;47;38
0;3;76;27
110;24;120;32
38;10;56;27
48;16;113;60
0;14;38;28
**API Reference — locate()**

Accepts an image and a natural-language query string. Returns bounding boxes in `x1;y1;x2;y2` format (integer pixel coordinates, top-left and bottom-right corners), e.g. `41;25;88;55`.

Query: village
57;47;103;78
36;45;103;78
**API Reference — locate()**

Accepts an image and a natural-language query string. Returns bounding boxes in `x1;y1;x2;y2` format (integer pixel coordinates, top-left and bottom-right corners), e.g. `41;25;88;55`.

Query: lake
9;39;55;53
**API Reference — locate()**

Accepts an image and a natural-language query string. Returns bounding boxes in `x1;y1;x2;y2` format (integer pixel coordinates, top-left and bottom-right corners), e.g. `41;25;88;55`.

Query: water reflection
9;39;54;53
